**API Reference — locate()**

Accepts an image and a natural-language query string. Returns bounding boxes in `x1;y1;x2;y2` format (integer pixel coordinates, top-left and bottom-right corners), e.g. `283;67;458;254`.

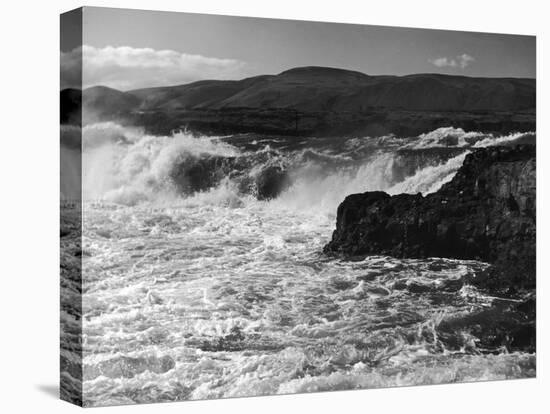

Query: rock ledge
324;145;536;293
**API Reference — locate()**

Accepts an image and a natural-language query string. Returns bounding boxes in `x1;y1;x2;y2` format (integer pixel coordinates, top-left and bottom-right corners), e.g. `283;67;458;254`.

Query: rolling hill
128;66;535;112
61;66;536;136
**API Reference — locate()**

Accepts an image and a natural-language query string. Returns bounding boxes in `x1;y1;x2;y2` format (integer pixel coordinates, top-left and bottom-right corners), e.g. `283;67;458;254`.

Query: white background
0;0;548;412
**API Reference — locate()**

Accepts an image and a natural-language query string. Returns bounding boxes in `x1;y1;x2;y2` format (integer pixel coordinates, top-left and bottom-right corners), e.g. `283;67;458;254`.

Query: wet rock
324;145;536;295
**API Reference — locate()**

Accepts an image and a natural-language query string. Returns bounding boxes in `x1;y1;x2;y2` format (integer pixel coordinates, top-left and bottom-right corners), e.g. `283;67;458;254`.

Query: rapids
60;124;535;406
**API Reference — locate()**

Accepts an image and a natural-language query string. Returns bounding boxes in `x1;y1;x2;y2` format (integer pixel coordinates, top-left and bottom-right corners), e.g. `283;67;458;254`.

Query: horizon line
61;64;536;93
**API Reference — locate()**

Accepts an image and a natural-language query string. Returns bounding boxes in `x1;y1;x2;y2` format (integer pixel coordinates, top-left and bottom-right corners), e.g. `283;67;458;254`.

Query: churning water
61;125;536;406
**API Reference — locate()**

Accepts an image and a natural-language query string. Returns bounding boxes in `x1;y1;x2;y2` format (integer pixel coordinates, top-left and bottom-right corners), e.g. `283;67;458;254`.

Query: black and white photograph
14;0;544;411
58;5;539;407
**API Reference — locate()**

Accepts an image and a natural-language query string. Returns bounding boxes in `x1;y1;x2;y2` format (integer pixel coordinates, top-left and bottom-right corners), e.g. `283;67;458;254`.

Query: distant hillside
82;86;141;123
127;67;535;112
61;66;536;136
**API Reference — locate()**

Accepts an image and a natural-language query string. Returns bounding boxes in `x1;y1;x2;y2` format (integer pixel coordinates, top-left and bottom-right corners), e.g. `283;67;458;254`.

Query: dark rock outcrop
324;145;536;294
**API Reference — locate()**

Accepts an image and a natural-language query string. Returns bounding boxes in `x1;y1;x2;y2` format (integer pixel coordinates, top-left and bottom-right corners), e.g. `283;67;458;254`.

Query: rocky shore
324;145;536;351
324;144;536;293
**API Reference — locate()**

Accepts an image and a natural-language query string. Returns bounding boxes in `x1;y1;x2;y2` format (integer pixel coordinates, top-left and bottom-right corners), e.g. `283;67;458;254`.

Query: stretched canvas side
60;7;83;407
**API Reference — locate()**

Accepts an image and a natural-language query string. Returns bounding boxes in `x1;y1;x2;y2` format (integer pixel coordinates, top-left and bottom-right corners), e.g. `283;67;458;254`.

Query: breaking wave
403;126;535;150
63;123;534;210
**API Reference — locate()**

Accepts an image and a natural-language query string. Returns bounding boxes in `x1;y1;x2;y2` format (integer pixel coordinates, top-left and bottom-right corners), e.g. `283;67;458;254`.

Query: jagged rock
324;145;536;294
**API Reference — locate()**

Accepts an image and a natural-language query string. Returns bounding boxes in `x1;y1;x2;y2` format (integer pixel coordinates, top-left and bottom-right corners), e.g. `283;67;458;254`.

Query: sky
61;6;536;90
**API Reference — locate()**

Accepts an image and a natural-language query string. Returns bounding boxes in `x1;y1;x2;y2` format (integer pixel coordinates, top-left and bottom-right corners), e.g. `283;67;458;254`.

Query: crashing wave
403;126;534;150
406;127;484;149
472;131;535;147
73;122;534;207
388;152;470;195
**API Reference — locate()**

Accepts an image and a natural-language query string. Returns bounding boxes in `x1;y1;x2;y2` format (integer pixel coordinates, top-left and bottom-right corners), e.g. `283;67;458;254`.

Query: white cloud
456;53;475;69
61;45;249;90
429;53;475;70
430;57;457;68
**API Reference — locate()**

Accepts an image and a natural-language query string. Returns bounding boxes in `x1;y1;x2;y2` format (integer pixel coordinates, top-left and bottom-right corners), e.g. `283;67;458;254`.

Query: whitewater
60;124;536;406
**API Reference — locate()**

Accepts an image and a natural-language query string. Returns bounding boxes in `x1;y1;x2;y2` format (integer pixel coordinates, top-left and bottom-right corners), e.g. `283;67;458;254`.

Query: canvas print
60;7;536;407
